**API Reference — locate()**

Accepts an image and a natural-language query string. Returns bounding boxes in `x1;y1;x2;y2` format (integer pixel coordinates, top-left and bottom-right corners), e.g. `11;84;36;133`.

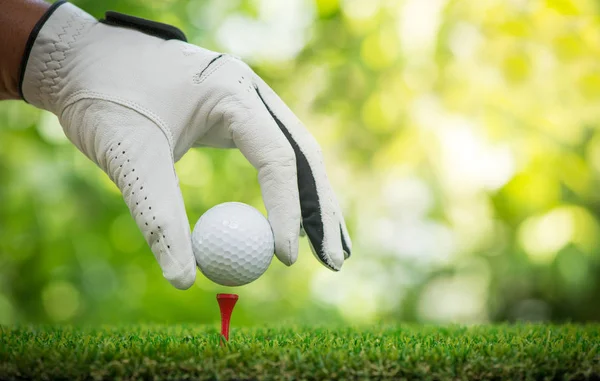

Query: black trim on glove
18;0;68;101
255;87;352;269
100;11;187;42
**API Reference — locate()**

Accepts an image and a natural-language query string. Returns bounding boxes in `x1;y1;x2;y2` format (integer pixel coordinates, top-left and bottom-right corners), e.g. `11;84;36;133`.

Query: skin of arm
0;0;49;100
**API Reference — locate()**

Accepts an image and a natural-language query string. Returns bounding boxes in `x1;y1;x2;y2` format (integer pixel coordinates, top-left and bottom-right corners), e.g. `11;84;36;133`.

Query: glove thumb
61;100;196;289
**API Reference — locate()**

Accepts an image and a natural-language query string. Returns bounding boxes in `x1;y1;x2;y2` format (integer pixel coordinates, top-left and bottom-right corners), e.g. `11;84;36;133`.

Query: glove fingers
222;87;301;266
251;76;346;271
62;101;196;289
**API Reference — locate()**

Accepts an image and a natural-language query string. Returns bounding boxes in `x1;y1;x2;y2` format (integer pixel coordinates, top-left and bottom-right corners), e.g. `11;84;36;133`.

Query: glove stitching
61;90;175;153
65;97;185;280
192;54;224;84
192;56;231;85
37;11;90;111
63;97;185;278
107;141;181;275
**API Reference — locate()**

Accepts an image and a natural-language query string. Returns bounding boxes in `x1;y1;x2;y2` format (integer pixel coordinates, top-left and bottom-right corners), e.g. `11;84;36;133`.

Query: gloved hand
20;1;352;289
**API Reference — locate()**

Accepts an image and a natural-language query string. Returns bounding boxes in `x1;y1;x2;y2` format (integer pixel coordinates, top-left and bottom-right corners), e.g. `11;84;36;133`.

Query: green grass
1;324;599;380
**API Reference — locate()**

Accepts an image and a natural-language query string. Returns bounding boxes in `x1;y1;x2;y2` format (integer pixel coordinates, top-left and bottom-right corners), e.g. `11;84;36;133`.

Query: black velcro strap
100;11;187;42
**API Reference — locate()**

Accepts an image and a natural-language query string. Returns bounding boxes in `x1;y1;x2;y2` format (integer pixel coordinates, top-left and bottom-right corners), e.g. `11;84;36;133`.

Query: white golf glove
20;1;352;289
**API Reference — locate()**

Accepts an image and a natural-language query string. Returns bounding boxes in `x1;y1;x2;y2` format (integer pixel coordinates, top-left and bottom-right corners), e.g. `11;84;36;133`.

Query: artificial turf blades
0;324;598;380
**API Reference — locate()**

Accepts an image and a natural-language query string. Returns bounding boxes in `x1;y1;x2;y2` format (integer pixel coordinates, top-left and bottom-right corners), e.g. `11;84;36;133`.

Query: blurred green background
1;0;600;325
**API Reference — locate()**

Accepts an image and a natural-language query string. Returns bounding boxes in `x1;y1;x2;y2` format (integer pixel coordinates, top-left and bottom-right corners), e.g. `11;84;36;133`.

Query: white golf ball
192;202;274;286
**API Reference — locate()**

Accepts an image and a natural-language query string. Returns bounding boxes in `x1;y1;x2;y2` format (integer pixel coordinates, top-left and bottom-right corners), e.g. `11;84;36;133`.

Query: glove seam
29;6;93;109
61;90;175;153
192;55;233;85
18;0;67;101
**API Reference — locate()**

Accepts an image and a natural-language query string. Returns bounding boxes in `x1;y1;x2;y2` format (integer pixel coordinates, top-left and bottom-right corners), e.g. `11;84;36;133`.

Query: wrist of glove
19;1;352;289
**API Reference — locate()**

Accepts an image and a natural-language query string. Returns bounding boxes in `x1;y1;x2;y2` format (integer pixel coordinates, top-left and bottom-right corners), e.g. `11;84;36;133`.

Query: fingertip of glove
340;224;352;260
308;239;344;271
276;257;295;267
330;253;344;271
343;250;351;260
274;236;298;267
164;262;196;290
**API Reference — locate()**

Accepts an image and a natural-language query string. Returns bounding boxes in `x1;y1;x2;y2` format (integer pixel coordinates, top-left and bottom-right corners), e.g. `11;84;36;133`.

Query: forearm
0;0;49;100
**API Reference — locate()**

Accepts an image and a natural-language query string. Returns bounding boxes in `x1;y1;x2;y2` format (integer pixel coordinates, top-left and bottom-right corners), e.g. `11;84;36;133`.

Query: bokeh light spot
316;0;339;17
418;271;489;323
360;28;399;70
42;281;81;322
519;208;574;263
341;0;380;21
37;111;68;144
578;73;600;100
175;150;214;188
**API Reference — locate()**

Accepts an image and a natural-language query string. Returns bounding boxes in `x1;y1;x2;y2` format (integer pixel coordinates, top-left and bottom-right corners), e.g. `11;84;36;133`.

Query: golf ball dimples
192;202;274;286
